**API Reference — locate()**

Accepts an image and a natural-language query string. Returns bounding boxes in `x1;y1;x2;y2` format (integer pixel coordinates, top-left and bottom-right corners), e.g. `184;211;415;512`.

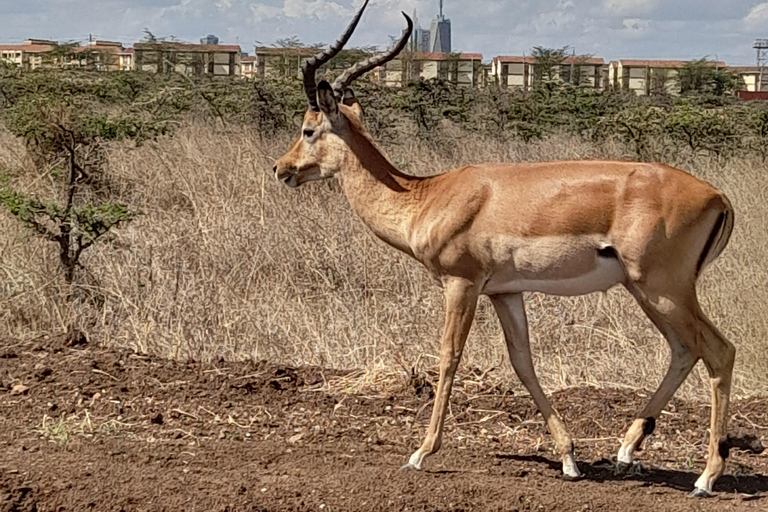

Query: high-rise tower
407;9;431;52
429;0;451;53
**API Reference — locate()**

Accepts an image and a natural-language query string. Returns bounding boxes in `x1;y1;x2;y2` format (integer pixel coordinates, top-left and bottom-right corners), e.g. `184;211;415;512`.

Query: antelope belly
482;253;625;296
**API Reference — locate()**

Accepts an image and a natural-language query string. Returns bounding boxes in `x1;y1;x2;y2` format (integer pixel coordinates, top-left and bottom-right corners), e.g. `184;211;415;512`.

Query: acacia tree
530;46;568;86
0;71;175;285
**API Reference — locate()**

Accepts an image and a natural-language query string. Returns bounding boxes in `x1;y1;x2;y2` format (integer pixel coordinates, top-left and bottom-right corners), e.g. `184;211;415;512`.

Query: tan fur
275;95;736;494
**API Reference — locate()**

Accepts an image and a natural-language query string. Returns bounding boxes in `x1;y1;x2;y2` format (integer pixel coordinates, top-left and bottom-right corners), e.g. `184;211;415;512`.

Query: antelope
273;1;736;497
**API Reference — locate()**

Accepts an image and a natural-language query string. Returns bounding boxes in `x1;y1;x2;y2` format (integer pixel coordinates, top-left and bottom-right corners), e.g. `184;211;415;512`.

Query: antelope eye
303;129;315;138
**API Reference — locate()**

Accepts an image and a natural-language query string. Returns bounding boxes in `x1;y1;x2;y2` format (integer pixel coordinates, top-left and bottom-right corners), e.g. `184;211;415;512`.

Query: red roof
493;55;531;63
0;44;53;53
618;59;726;68
727;66;761;74
494;55;603;65
409;52;482;60
241;55;257;62
133;42;241;53
254;47;318;56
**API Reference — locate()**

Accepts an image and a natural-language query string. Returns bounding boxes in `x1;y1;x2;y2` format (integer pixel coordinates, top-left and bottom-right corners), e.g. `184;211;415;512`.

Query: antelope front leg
402;277;478;471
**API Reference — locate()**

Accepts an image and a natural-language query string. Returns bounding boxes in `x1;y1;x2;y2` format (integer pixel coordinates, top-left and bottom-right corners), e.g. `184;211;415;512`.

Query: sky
0;0;766;65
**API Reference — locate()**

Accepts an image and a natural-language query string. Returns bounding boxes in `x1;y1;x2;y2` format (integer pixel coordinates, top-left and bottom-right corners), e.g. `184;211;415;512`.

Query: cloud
282;0;352;19
250;2;281;20
744;2;768;26
249;0;352;21
604;0;658;16
622;17;651;31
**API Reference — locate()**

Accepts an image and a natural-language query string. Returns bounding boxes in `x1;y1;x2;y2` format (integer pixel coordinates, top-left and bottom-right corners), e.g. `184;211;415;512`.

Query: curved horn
302;0;370;111
332;12;413;99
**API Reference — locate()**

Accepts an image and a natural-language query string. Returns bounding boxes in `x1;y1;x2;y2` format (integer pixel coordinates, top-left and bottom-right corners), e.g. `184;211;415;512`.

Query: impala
274;1;736;497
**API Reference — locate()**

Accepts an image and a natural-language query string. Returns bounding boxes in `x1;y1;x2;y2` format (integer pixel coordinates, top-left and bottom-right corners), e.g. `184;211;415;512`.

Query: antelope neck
336;124;425;256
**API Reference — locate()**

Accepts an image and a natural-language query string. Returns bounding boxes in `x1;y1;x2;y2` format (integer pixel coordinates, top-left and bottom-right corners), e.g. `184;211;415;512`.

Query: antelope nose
272;164;277;174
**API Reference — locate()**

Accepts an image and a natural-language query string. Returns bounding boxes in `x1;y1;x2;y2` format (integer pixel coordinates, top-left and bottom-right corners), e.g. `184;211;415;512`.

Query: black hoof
690;488;714;498
614;461;631;475
563;472;584;482
400;463;417;472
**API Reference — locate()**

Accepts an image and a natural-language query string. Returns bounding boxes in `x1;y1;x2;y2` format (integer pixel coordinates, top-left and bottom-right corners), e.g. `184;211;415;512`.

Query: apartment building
0;39;55;70
607;59;727;95
241;55;257;79
490;55;605;90
133;42;241;76
728;66;766;92
382;52;483;87
253;47;318;79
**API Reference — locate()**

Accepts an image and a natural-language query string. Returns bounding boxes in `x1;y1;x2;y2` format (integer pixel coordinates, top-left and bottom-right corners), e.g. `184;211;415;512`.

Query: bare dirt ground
0;337;765;512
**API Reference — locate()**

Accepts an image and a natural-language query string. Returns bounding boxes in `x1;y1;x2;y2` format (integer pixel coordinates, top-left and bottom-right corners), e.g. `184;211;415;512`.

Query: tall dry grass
1;121;766;400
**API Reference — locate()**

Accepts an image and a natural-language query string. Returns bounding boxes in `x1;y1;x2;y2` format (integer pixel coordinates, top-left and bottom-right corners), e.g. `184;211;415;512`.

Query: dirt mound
0;337;766;511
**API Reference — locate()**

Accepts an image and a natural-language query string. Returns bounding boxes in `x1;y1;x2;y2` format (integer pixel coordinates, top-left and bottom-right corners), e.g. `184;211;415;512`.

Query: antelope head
273;1;413;188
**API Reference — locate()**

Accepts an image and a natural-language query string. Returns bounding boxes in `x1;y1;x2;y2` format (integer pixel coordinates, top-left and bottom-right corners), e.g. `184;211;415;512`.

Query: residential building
70;40;127;71
490;55;604;90
490;56;534;90
607;59;726;95
253;47;373;79
0;39;55;70
729;66;766;92
118;47;134;71
133;42;241;76
241;55;257;79
254;47;317;79
381;52;483;87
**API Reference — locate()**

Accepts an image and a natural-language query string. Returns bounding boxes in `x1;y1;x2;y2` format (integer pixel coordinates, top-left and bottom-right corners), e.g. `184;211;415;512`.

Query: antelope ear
342;88;364;120
317;81;341;125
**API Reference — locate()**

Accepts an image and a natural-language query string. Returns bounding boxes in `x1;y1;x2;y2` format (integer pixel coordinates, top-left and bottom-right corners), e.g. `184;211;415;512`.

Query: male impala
274;1;736;497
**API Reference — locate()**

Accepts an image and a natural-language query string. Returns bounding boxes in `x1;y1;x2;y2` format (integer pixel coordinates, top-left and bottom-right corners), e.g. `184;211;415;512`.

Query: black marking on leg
642;417;656;436
718;439;731;460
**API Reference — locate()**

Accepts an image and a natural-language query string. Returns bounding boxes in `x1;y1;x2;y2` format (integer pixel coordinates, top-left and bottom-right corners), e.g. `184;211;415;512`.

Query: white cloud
744;2;768;26
250;0;353;21
604;0;658;15
282;0;352;19
215;0;233;10
250;2;281;20
622;17;651;31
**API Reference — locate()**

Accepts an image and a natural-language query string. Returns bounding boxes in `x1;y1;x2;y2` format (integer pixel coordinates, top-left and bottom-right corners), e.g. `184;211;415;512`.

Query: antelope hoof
562;471;584;482
562;453;583;481
690;488;714;498
400;463;419;472
614;461;631;475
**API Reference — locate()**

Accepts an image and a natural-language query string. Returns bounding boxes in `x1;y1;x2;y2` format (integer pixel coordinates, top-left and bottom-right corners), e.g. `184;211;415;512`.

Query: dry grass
1;121;767;400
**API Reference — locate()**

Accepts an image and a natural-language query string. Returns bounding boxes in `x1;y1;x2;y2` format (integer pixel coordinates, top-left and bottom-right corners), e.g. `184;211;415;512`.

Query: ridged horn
302;0;370;111
332;12;413;99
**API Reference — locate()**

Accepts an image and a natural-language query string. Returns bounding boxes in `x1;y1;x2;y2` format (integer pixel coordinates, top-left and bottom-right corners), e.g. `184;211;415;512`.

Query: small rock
10;384;29;396
287;433;304;445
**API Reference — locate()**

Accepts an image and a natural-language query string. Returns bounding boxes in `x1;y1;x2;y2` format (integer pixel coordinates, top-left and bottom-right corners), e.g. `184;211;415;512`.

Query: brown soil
0;337;765;512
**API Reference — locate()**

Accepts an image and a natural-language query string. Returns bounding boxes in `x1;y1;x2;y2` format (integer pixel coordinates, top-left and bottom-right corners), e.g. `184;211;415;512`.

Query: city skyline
0;1;766;65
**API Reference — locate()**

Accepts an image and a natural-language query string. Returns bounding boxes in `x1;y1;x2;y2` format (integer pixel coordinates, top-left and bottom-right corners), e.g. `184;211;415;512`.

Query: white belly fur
482;255;625;296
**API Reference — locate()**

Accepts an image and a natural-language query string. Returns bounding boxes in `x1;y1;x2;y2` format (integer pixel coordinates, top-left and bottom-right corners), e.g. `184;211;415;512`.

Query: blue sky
0;0;766;64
